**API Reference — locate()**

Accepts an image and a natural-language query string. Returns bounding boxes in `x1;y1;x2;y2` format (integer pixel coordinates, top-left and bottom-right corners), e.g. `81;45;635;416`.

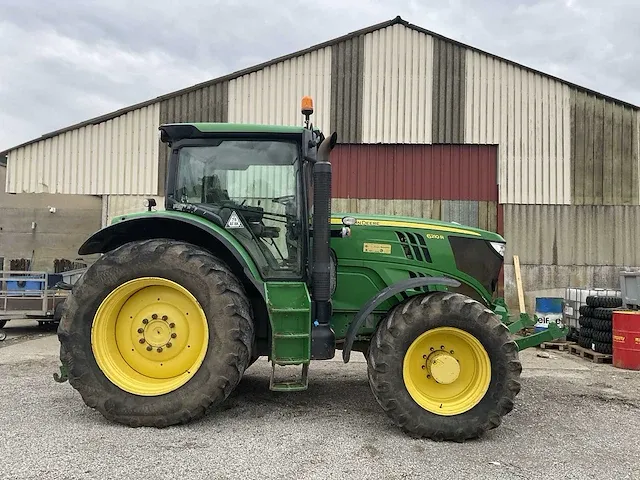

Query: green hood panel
330;212;505;242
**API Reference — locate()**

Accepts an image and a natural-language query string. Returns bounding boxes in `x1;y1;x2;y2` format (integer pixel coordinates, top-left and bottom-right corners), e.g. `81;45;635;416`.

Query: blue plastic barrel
534;297;564;333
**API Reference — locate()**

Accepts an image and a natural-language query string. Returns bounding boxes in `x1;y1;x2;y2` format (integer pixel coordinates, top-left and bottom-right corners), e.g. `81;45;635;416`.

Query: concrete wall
502;204;640;312
0;165;102;271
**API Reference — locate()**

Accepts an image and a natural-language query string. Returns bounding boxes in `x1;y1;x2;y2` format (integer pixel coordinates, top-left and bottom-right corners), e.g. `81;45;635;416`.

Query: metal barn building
2;16;639;309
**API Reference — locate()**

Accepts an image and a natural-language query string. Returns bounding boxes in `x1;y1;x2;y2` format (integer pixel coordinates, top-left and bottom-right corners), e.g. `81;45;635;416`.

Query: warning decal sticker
225;211;244;229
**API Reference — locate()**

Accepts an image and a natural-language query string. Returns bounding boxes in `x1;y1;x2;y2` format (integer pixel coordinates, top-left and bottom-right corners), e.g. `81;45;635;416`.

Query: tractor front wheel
57;239;254;427
367;292;522;442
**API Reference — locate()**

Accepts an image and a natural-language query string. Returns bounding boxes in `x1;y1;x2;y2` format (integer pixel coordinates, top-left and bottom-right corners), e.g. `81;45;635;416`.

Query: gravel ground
1;328;640;480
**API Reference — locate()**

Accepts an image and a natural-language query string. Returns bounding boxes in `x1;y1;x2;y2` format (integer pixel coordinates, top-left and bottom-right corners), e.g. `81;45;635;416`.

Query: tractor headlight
489;241;506;257
342;216;356;226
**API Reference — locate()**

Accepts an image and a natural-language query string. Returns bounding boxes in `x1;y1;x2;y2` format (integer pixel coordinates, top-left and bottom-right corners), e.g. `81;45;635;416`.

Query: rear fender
78;214;265;297
341;276;461;363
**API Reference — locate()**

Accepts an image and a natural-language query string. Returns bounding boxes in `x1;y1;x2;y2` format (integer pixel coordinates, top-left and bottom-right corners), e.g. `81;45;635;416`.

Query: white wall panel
465;50;572;204
362;24;433;143
227;48;332;134
6;104;160;195
105;195;165;226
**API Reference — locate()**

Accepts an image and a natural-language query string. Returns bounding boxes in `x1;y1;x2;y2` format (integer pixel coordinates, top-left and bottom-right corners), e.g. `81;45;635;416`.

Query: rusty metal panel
227;47;332;134
570;90;639;205
465;50;572;204
6;104;160;195
331;36;364;143
504;204;640;266
432;38;465;143
362;24;434;143
332;144;497;201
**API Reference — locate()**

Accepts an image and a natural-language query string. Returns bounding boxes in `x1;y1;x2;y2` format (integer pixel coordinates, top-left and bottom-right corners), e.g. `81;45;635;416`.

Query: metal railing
0;271;63;318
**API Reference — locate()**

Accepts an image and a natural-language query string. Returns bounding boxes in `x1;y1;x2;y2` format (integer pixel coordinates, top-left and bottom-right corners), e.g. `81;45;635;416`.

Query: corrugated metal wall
464;50;572;205
331;36;364;143
227;47;332;134
504;204;640;266
6;104;160;195
331;144;499;231
106;195;165;226
332;144;498;201
432;38;465;143
362;24;434;143
158;82;229;195
570;90;639;205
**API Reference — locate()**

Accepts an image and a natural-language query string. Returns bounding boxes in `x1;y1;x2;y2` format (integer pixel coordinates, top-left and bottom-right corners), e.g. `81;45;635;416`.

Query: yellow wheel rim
91;277;209;396
402;327;491;416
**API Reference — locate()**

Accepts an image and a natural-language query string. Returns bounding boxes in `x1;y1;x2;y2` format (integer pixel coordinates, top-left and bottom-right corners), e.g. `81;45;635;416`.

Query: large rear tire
57;239;254;427
367;292;522;442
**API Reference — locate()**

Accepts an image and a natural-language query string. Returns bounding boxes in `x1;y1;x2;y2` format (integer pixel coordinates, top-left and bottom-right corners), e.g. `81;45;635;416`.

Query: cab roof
159;122;307;144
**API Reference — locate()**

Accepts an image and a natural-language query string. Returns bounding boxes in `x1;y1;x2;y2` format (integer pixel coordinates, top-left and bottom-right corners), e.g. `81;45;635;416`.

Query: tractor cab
159;121;319;282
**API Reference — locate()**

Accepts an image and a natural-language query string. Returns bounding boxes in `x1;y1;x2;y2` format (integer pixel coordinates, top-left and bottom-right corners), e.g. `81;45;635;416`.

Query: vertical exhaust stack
311;131;338;360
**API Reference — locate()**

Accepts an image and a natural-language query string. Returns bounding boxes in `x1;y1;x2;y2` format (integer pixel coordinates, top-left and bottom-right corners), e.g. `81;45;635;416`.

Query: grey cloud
0;0;638;150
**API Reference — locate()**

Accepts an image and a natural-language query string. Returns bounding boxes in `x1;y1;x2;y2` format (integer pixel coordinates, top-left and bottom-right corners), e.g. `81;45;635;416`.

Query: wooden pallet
568;344;612;364
539;341;576;351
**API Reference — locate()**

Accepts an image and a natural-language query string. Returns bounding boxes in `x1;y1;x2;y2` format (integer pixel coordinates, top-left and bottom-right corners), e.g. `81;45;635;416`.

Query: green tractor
57;97;560;441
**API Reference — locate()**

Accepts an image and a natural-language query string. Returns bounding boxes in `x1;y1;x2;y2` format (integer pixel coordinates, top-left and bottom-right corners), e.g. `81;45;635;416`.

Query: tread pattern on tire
57;239;254;428
586;296;622;308
592;318;613;333
593;308;615;320
580;327;594;339
367;291;522;443
578;335;592;349
579;305;595;317
593;330;612;344
578;316;593;328
593;342;612;355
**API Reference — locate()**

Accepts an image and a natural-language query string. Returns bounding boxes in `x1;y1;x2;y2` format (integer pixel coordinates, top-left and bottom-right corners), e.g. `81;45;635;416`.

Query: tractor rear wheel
57;239;254;427
367;291;522;442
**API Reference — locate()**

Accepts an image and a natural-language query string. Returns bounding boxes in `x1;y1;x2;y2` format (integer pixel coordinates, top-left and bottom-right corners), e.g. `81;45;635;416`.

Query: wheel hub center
428;352;460;384
145;320;171;347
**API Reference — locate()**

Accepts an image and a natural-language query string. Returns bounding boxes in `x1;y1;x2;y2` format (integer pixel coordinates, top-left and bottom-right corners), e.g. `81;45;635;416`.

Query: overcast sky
1;0;638;151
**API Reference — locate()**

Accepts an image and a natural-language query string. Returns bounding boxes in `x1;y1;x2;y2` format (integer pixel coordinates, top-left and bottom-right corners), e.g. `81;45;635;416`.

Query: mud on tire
57;239;254;427
367;292;522;442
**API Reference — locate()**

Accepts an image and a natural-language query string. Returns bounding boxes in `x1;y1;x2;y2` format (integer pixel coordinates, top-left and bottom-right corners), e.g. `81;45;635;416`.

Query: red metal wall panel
332;144;498;201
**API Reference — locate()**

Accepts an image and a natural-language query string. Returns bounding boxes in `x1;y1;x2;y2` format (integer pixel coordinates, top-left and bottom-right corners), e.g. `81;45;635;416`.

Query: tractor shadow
198;357;387;424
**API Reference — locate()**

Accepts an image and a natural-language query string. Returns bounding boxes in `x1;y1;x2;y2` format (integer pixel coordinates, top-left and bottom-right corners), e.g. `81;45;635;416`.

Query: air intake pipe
311;131;337;360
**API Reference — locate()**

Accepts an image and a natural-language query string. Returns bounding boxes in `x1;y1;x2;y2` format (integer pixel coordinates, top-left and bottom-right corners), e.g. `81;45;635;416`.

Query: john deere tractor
56;97;559;442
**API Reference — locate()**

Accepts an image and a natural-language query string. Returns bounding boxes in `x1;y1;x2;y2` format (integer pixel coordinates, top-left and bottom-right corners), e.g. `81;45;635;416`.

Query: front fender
341;276;461;362
78;213;264;296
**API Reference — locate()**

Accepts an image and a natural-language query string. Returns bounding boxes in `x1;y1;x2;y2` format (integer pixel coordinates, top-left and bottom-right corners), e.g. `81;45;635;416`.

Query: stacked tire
577;295;622;354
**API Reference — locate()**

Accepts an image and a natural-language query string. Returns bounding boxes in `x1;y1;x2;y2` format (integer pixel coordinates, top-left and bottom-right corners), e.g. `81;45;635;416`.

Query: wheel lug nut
450;350;454;354
138;338;145;344
171;333;177;339
430;347;434;351
137;328;144;334
422;355;427;359
440;345;445;350
146;346;152;351
166;342;172;348
142;318;148;324
152;314;158;319
421;365;426;369
162;315;168;321
157;347;163;353
169;323;175;328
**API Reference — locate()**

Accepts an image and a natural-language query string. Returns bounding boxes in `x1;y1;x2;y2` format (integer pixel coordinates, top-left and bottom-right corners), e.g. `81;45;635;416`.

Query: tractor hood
330;213;505;243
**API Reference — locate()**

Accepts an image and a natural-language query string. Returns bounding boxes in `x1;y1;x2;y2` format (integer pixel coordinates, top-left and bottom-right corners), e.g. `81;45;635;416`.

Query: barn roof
2;15;638;155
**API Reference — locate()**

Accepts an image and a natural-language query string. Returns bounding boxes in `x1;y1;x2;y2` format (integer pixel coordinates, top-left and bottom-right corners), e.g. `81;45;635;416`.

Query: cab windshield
174;139;303;278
